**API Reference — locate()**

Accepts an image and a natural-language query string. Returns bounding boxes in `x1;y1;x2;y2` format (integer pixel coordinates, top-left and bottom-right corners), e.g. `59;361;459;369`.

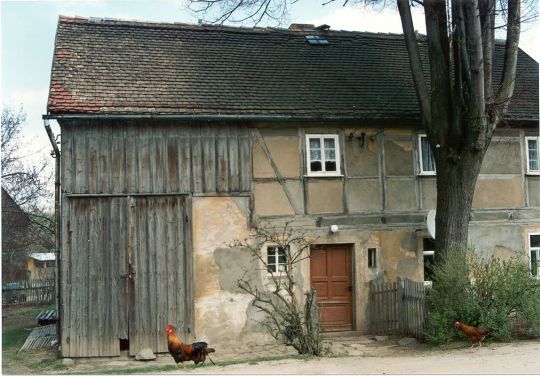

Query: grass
2;304;67;374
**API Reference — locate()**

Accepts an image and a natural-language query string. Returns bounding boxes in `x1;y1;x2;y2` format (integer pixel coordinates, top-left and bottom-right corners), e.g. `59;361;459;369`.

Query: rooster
454;321;489;348
165;323;215;365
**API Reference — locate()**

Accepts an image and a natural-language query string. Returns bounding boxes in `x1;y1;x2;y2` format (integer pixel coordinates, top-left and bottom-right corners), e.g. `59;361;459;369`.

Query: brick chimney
288;23;315;31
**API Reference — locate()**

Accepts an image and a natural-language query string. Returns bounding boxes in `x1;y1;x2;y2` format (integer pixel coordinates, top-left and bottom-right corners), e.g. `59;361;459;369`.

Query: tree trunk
434;144;485;262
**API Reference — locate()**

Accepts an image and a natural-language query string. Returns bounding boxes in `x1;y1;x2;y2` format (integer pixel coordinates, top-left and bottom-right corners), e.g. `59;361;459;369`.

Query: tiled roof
48;16;538;122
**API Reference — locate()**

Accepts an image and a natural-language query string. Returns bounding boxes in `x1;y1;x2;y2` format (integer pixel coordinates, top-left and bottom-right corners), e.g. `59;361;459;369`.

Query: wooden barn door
128;196;192;356
310;244;353;332
61;195;191;357
62;197;128;357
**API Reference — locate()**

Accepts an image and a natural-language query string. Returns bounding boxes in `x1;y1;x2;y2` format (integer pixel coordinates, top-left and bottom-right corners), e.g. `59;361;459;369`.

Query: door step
322;330;364;338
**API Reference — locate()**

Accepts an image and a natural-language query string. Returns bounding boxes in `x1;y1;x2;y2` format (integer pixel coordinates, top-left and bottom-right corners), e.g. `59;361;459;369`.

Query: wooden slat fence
2;278;55;307
369;277;426;338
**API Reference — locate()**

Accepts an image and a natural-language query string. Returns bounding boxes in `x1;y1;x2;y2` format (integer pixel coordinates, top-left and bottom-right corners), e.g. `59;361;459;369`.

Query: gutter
42;113;418;121
44;119;62;347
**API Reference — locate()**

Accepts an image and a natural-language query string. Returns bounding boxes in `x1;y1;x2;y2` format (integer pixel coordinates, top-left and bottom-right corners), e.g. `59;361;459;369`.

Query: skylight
305;35;329;45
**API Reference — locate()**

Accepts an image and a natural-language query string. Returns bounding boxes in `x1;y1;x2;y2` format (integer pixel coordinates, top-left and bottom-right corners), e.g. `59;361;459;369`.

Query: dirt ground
44;336;540;375
162;339;540;375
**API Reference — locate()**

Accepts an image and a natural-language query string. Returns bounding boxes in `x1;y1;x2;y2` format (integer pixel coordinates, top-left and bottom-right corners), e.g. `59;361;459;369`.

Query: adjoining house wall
249;124;540;334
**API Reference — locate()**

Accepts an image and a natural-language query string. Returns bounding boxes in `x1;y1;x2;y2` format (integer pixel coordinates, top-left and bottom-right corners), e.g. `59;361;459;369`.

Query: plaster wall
307;180;344;214
480;139;522;174
253;182;295;216
347;179;381;212
528;177;540;207
468;223;537;261
192;196;273;346
472;178;524;208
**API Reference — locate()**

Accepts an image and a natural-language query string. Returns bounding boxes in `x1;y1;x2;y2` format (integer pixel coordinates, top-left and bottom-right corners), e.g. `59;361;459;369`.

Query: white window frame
529;232;540;278
266;245;288;275
305;134;341;177
418;134;436;176
525;136;540;175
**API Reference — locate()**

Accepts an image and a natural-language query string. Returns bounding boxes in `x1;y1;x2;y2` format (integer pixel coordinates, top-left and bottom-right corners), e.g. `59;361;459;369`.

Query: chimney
288;23;315;31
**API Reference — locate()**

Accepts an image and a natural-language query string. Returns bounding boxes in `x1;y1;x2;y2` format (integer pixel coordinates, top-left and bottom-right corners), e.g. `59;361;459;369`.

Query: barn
45;16;539;357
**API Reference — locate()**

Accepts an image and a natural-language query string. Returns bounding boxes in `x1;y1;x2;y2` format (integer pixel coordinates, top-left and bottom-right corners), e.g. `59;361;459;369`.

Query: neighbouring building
27;252;56;281
1;187;31;281
46;16;539;357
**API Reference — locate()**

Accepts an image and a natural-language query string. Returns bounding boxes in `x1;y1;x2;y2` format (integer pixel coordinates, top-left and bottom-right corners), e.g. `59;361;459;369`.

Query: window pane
324;138;335;149
531;235;540;248
311;161;322;171
325;160;336;171
310;149;321;161
268;264;276;273
529;139;539;171
310;138;321;149
325;148;335;161
531;251;538;277
421;137;436;172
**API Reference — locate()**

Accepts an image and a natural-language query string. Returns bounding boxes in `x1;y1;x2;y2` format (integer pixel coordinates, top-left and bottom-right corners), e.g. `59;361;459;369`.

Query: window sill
304;174;344;178
526;172;540;176
418;172;436;177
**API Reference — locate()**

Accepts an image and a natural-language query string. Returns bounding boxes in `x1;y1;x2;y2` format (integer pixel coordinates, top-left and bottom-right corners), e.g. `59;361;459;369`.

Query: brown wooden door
310;244;353;331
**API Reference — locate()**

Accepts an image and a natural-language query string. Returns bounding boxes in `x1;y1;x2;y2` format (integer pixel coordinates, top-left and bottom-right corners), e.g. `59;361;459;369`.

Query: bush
425;249;540;345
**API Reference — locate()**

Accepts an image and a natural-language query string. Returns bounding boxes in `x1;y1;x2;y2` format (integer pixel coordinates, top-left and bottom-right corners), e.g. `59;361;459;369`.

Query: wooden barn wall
60;120;251;195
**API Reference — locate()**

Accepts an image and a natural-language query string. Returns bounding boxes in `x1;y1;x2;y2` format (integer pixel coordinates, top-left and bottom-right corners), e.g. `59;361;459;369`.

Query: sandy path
161;340;540;375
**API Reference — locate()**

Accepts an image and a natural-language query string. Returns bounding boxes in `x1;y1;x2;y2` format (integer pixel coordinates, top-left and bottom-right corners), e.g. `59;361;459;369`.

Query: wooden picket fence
2;278;55;307
369;276;426;338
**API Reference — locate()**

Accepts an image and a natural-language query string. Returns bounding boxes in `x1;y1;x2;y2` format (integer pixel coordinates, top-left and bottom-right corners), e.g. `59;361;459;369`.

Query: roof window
305;35;329;45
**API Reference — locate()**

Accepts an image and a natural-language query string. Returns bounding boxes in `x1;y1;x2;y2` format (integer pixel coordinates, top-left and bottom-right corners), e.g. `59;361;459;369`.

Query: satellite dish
426;210;436;239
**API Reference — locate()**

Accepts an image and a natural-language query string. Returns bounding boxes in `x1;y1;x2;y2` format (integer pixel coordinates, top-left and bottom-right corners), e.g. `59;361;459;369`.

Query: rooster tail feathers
206;347;216;354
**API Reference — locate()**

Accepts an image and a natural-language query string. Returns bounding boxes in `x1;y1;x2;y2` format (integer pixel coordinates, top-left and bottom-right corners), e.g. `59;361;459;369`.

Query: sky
1;0;539;202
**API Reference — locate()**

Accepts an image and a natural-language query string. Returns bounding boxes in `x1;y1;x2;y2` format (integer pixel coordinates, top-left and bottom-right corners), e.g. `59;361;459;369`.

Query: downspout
44;119;61;347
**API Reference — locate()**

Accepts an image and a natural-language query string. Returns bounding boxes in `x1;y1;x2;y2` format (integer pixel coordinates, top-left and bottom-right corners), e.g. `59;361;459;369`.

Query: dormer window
305;35;329;45
306;134;340;176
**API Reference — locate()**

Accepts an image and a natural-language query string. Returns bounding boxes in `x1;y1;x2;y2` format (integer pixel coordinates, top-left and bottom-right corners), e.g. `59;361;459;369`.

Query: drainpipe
44;119;61;347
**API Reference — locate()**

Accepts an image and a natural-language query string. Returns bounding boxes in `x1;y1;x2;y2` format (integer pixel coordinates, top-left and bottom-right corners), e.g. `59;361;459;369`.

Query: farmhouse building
46;16;539;357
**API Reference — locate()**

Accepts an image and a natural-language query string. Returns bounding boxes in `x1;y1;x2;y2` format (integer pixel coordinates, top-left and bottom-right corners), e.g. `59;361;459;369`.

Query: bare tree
1;106;54;280
233;222;323;355
1;105;52;211
186;0;537;261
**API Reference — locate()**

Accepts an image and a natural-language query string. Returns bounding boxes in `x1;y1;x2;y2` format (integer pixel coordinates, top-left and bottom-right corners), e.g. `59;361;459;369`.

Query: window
267;246;287;273
529;233;540;277
526;136;540;174
418;135;436;175
368;248;377;268
423;238;436;282
306;134;340;176
305;35;329;45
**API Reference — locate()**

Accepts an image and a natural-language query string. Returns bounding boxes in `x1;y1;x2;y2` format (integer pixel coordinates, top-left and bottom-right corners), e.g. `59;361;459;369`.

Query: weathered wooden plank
111;124;126;193
138;127;151;193
239;131;251;192
165;197;178;342
73;125;87;193
155;198;167;352
178;136;191;193
61;197;71;356
125;123;138;193
227;125;240;192
97;121;112;194
151;132;165;193
216;126;229;193
87;124;99;194
61;127;74;193
147;199;158;351
190;125;203;193
180;196;190;339
165;126;179;193
202;125;216;192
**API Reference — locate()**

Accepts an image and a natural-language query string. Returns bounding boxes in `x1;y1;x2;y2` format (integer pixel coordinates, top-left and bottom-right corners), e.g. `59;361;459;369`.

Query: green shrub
425;249;540;345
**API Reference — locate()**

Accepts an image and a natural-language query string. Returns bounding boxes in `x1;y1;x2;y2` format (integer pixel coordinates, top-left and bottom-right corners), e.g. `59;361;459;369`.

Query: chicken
454;321;489;348
165;323;215;365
